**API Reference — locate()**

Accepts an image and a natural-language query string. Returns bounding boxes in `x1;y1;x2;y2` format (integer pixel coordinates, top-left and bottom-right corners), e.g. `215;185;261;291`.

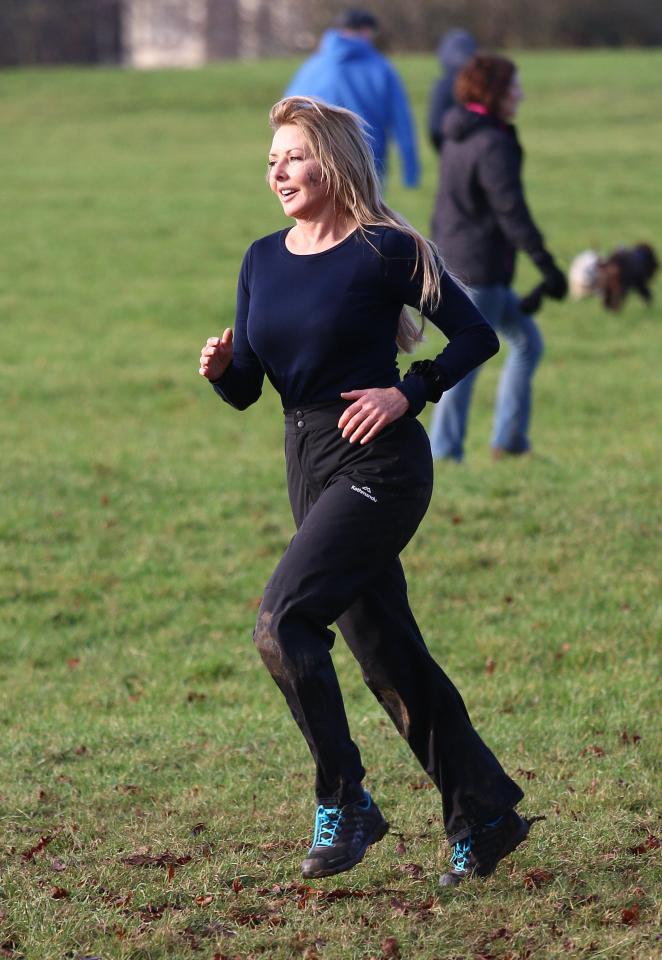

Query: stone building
122;0;314;67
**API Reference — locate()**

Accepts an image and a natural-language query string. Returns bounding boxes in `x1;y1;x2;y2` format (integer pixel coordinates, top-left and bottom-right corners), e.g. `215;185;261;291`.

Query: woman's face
500;72;523;121
268;124;328;219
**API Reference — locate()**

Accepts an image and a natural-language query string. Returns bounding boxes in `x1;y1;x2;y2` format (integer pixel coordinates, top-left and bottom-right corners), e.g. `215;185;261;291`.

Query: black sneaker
301;791;389;879
439;810;531;887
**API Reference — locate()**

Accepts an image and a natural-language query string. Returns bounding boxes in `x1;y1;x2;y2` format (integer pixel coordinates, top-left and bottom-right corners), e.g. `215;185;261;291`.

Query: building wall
122;0;312;68
122;0;207;68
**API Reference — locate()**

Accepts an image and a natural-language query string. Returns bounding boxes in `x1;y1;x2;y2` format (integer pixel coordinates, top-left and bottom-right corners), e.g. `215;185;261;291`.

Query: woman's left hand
338;387;410;444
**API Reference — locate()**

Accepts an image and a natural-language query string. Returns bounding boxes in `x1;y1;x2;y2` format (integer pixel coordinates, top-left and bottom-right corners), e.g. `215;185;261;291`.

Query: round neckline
279;227;360;259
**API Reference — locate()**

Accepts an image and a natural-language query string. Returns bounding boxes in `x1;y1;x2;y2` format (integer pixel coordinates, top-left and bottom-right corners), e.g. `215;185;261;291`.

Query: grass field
0;49;661;960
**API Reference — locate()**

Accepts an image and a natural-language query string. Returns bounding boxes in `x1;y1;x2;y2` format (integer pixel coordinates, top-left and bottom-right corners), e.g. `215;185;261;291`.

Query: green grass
1;50;661;959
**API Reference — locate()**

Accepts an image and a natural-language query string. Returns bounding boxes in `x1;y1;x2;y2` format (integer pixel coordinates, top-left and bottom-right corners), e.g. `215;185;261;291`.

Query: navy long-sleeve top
212;226;499;416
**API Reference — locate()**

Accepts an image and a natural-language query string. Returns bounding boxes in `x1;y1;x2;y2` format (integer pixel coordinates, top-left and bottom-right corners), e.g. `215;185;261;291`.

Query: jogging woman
199;97;530;887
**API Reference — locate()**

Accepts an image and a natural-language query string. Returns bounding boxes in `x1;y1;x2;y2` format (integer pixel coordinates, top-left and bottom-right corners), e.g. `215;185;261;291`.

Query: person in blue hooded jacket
285;9;420;188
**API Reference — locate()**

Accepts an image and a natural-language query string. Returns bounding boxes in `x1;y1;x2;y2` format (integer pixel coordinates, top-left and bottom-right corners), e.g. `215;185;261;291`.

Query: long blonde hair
268;96;443;352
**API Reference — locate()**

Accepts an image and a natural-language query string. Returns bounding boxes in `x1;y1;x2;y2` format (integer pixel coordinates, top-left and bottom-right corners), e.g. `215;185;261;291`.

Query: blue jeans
429;285;544;461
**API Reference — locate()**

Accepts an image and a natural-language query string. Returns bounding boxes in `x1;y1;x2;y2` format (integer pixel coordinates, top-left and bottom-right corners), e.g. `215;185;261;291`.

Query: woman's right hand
199;328;233;382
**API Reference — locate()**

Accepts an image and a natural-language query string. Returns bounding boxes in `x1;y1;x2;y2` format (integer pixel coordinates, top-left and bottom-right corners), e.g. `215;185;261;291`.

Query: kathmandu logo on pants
351;484;378;503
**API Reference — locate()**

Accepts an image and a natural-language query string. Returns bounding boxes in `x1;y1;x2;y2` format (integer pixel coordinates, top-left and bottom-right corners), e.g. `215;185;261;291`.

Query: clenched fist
199;328;233;382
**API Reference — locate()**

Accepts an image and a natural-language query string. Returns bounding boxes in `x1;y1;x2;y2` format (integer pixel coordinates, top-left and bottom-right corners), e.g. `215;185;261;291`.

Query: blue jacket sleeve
381;231;499;415
211;246;265;411
387;66;421;188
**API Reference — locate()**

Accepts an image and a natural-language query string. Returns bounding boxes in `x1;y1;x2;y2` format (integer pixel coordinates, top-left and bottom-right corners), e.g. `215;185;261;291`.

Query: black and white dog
569;244;658;311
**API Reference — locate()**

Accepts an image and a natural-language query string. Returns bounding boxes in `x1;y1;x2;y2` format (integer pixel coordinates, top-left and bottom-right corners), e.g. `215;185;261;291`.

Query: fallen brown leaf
524;868;553;889
122;849;192;868
195;894;214;907
389;896;409;915
21;835;54;862
187;691;207;702
581;744;605;757
0;940;23;959
408;779;434;791
49;886;70;899
381;936;401;959
115;783;141;794
515;768;536;780
620;729;641;745
620;903;640;925
629;833;659;855
318;887;366;902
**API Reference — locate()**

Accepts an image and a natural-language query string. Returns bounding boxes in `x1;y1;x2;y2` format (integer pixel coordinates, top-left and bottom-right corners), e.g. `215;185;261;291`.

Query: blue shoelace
312;805;343;847
450;836;473;872
451;816;503;873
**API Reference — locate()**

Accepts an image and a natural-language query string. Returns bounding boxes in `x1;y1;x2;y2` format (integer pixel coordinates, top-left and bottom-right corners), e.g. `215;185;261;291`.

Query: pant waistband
284;400;350;435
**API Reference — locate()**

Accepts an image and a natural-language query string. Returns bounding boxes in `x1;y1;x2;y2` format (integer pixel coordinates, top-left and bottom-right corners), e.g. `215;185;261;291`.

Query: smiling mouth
279;189;298;201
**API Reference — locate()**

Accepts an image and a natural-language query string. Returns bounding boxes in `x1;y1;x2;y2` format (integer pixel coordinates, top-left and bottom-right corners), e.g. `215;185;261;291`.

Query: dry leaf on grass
629;833;659;855
21;835;54;862
524;868;553;889
49;886;70;899
121;848;192;868
620;903;640;925
381;936;401;959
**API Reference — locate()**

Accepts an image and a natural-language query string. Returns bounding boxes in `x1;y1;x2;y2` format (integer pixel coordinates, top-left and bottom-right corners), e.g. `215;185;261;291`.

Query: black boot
301;791;389;879
439;810;531;887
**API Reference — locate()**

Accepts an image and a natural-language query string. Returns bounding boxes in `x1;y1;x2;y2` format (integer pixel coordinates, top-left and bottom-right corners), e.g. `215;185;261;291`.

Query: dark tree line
304;0;662;51
0;0;122;66
1;0;660;68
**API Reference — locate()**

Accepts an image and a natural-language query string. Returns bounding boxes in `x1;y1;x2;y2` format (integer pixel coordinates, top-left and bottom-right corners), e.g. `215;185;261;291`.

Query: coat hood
436;29;477;70
442;104;490;141
318;29;376;63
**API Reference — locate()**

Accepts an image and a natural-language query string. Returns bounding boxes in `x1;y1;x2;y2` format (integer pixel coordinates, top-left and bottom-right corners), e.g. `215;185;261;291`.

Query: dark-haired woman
430;53;567;461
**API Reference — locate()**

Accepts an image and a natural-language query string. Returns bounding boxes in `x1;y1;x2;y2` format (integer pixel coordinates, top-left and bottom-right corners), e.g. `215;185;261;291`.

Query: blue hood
284;29;421;187
318;30;376;63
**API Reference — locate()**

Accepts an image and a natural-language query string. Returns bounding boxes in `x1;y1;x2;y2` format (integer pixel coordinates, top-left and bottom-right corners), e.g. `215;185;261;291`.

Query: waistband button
295;410;303;417
297;419;305;428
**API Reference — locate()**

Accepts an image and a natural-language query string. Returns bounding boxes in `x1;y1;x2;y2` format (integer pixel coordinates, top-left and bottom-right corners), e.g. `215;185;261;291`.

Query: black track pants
254;401;523;842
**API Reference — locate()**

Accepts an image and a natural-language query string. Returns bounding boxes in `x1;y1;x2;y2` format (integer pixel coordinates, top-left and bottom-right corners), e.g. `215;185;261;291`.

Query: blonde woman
199;97;529;887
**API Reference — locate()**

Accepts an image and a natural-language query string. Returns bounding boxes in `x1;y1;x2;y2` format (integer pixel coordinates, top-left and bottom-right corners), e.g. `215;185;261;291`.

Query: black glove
540;261;568;300
518;283;545;315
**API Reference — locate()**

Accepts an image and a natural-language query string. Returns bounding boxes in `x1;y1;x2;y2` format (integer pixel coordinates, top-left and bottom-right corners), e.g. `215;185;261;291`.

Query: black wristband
404;359;446;402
